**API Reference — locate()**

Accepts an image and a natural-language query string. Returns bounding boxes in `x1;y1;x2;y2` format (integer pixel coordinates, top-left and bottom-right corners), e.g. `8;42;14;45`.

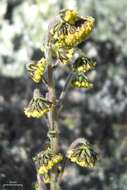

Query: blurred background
0;0;127;189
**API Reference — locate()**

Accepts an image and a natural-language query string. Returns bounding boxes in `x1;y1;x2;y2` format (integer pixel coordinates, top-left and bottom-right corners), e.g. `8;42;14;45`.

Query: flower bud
24;89;53;118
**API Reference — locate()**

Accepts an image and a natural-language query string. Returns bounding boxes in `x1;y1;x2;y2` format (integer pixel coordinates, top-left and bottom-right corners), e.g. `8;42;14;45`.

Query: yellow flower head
24;89;53;118
64;16;95;47
71;74;93;88
73;56;96;73
26;58;48;83
59;9;79;25
50;11;95;48
67;139;98;168
33;148;63;175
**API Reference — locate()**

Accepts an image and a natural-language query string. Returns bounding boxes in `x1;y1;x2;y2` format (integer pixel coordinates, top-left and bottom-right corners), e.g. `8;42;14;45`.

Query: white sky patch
65;0;77;9
40;2;49;14
49;0;58;4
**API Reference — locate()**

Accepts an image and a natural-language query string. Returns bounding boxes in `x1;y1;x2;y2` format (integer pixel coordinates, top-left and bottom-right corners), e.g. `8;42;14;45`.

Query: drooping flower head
63;16;95;48
73;56;96;73
67;138;98;168
50;9;95;49
71;74;93;88
26;58;48;83
33;148;63;174
24;89;53;118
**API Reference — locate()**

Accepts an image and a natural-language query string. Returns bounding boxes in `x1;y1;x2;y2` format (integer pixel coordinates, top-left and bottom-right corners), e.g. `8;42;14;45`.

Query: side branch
58;72;73;112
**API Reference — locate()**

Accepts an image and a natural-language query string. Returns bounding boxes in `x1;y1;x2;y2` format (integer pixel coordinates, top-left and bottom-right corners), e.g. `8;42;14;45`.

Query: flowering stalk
24;9;99;190
46;47;60;190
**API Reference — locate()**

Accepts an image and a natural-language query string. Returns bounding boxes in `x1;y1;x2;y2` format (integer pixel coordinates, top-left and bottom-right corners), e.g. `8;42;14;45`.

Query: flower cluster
71;56;96;88
67;139;98;168
24;89;53;118
73;56;96;73
33;148;63;184
50;10;95;49
24;54;53;118
26;58;48;83
71;74;93;88
48;9;96;89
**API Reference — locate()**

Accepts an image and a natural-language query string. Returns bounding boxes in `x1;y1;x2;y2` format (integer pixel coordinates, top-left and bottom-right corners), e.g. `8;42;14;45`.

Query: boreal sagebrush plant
24;9;98;190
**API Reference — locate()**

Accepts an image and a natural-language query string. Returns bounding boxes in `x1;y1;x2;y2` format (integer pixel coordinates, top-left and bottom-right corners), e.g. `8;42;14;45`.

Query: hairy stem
45;47;60;190
37;174;47;190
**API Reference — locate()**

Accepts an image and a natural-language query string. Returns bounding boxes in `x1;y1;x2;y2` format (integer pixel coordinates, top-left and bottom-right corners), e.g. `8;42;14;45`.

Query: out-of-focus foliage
0;0;60;77
77;0;127;56
0;0;127;77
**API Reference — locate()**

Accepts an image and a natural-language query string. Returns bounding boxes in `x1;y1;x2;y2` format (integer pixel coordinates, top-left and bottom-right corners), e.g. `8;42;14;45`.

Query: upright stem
37;174;47;190
47;64;55;130
46;47;60;190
